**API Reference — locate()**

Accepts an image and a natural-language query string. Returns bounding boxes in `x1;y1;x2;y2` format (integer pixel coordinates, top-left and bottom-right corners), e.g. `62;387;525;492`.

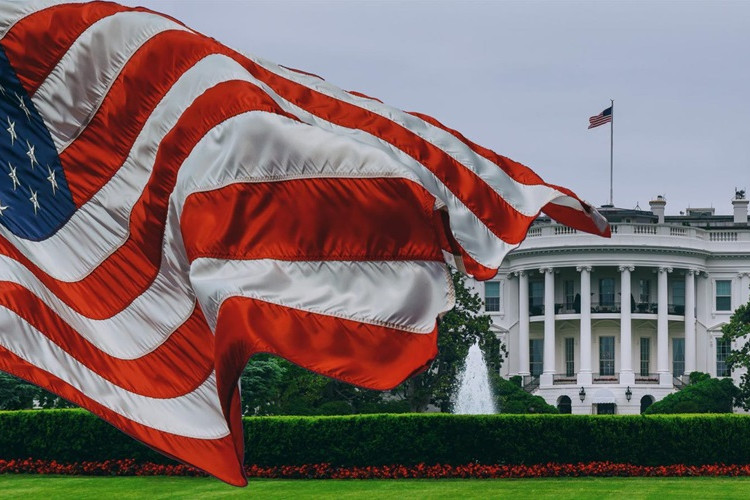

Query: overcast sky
120;0;749;215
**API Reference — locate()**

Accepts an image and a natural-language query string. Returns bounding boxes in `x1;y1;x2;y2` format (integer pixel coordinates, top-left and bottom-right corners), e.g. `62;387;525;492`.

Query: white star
6;117;16;146
16;93;30;121
47;165;58;195
26;140;38;169
29;188;39;215
8;163;19;191
0;201;7;217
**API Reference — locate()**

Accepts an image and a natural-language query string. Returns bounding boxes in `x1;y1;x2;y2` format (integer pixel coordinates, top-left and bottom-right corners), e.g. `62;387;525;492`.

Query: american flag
588;106;613;129
0;1;610;486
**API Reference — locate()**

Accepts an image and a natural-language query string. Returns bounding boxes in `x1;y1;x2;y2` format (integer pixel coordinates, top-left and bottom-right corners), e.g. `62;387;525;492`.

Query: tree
392;271;503;412
0;372;36;410
240;354;286;415
722;298;750;409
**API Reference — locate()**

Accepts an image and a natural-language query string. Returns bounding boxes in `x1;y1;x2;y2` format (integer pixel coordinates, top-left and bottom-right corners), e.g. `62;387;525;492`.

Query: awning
592;388;617;404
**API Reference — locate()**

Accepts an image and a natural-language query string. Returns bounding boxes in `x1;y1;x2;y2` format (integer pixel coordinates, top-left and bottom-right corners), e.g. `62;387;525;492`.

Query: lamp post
625;386;632;402
579;387;586;402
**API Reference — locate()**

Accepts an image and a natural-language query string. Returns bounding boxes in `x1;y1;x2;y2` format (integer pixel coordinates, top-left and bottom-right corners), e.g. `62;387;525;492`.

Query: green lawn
2;476;750;499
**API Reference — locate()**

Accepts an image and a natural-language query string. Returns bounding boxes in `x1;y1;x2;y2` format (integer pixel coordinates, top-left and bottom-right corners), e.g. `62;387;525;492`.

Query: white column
685;270;696;375
619;265;635;385
739;272;750;307
577;266;592;385
541;267;555;387
518;271;530;377
657;267;672;386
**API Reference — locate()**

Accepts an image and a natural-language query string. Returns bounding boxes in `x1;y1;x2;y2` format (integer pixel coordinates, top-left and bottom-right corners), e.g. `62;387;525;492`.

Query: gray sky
120;0;749;215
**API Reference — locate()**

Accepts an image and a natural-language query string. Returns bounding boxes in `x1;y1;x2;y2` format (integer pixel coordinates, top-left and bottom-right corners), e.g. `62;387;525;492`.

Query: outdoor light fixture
579;387;586;401
625;386;632;401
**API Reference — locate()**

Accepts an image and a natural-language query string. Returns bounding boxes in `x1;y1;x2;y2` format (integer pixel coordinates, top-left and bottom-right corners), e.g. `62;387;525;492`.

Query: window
599;336;615;376
529;281;544;316
599;278;615;307
565;338;575;377
484;281;501;312
640;338;650;376
530;339;543;376
716;338;730;377
557;395;572;414
673;338;685;377
672;280;685;315
564;280;575;310
639;279;650;303
716;280;732;311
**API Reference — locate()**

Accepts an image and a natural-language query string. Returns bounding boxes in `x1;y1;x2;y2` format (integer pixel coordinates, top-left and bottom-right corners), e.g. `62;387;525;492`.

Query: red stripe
59;29;222;207
0;347;246;486
0;282;212;398
214;296;438;395
235;63;538;246
0;80;293;318
1;2;134;94
181;177;443;263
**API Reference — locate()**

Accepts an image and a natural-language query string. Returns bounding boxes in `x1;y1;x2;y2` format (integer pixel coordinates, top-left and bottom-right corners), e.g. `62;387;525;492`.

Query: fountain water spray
453;341;497;414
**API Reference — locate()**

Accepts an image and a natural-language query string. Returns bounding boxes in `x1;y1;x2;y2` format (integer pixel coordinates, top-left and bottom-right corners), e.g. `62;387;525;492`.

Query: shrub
490;374;558;414
4;411;750;468
646;377;739;414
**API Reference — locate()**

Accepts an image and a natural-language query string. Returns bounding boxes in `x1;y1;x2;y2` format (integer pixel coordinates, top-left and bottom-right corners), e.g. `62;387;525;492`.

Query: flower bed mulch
3;459;750;478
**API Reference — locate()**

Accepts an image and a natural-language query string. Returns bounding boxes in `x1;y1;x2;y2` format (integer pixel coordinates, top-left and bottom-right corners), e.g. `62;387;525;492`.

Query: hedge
2;410;750;467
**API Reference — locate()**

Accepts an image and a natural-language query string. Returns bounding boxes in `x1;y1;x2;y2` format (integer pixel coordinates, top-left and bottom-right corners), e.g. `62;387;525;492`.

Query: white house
480;193;750;414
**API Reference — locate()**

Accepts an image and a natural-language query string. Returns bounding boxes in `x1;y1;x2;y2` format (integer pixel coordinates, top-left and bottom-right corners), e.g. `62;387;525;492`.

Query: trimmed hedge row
2;410;750;467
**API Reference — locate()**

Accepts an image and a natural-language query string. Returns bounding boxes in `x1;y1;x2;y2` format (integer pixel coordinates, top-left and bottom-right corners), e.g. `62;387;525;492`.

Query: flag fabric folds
588;106;613;129
0;0;610;486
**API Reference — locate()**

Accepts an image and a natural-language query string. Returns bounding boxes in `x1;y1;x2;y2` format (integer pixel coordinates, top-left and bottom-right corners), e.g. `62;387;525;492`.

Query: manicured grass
2;476;750;499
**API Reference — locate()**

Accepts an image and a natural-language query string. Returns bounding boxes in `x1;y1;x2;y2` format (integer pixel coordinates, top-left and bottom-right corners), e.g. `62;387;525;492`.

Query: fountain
453;341;497;414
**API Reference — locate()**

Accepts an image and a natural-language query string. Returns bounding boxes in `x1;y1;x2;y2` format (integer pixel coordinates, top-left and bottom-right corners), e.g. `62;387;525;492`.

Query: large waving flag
0;0;609;486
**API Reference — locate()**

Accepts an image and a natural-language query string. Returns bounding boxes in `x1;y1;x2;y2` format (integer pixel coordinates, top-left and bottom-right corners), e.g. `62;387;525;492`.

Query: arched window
640;395;655;414
557;395;572;414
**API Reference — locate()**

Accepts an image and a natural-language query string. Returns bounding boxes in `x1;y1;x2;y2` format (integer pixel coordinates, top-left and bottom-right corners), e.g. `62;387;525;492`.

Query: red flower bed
3;459;750;478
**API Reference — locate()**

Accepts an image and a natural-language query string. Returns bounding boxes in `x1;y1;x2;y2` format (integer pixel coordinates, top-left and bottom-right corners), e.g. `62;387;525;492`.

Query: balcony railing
552;374;577;385
593;372;619;384
590;300;620;313
529;300;686;316
635;373;659;384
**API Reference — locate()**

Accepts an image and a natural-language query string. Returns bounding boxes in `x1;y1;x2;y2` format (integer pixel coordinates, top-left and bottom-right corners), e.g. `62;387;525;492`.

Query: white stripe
191;259;454;333
0;0;89;41
249;54;592;219
0;306;228;439
32;10;189;152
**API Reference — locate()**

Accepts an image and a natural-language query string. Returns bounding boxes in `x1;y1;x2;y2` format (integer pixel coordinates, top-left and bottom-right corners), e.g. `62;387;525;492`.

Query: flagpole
609;99;614;206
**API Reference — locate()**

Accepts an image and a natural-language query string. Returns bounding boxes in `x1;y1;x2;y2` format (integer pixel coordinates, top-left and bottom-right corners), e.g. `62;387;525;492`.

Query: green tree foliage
723;299;750;409
391;271;502;412
0;372;76;410
490;374;557;413
240;354;286;416
0;372;36;410
644;376;739;414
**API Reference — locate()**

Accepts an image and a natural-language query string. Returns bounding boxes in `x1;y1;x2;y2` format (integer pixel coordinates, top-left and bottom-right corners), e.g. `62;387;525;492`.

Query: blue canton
0;47;75;240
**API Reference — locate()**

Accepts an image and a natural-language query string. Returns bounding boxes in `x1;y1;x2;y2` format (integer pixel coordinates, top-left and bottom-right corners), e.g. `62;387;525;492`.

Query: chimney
649;195;666;224
733;191;748;224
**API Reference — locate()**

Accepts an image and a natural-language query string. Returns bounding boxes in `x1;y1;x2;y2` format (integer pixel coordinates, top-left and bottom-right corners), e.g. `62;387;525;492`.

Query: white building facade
481;194;750;414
